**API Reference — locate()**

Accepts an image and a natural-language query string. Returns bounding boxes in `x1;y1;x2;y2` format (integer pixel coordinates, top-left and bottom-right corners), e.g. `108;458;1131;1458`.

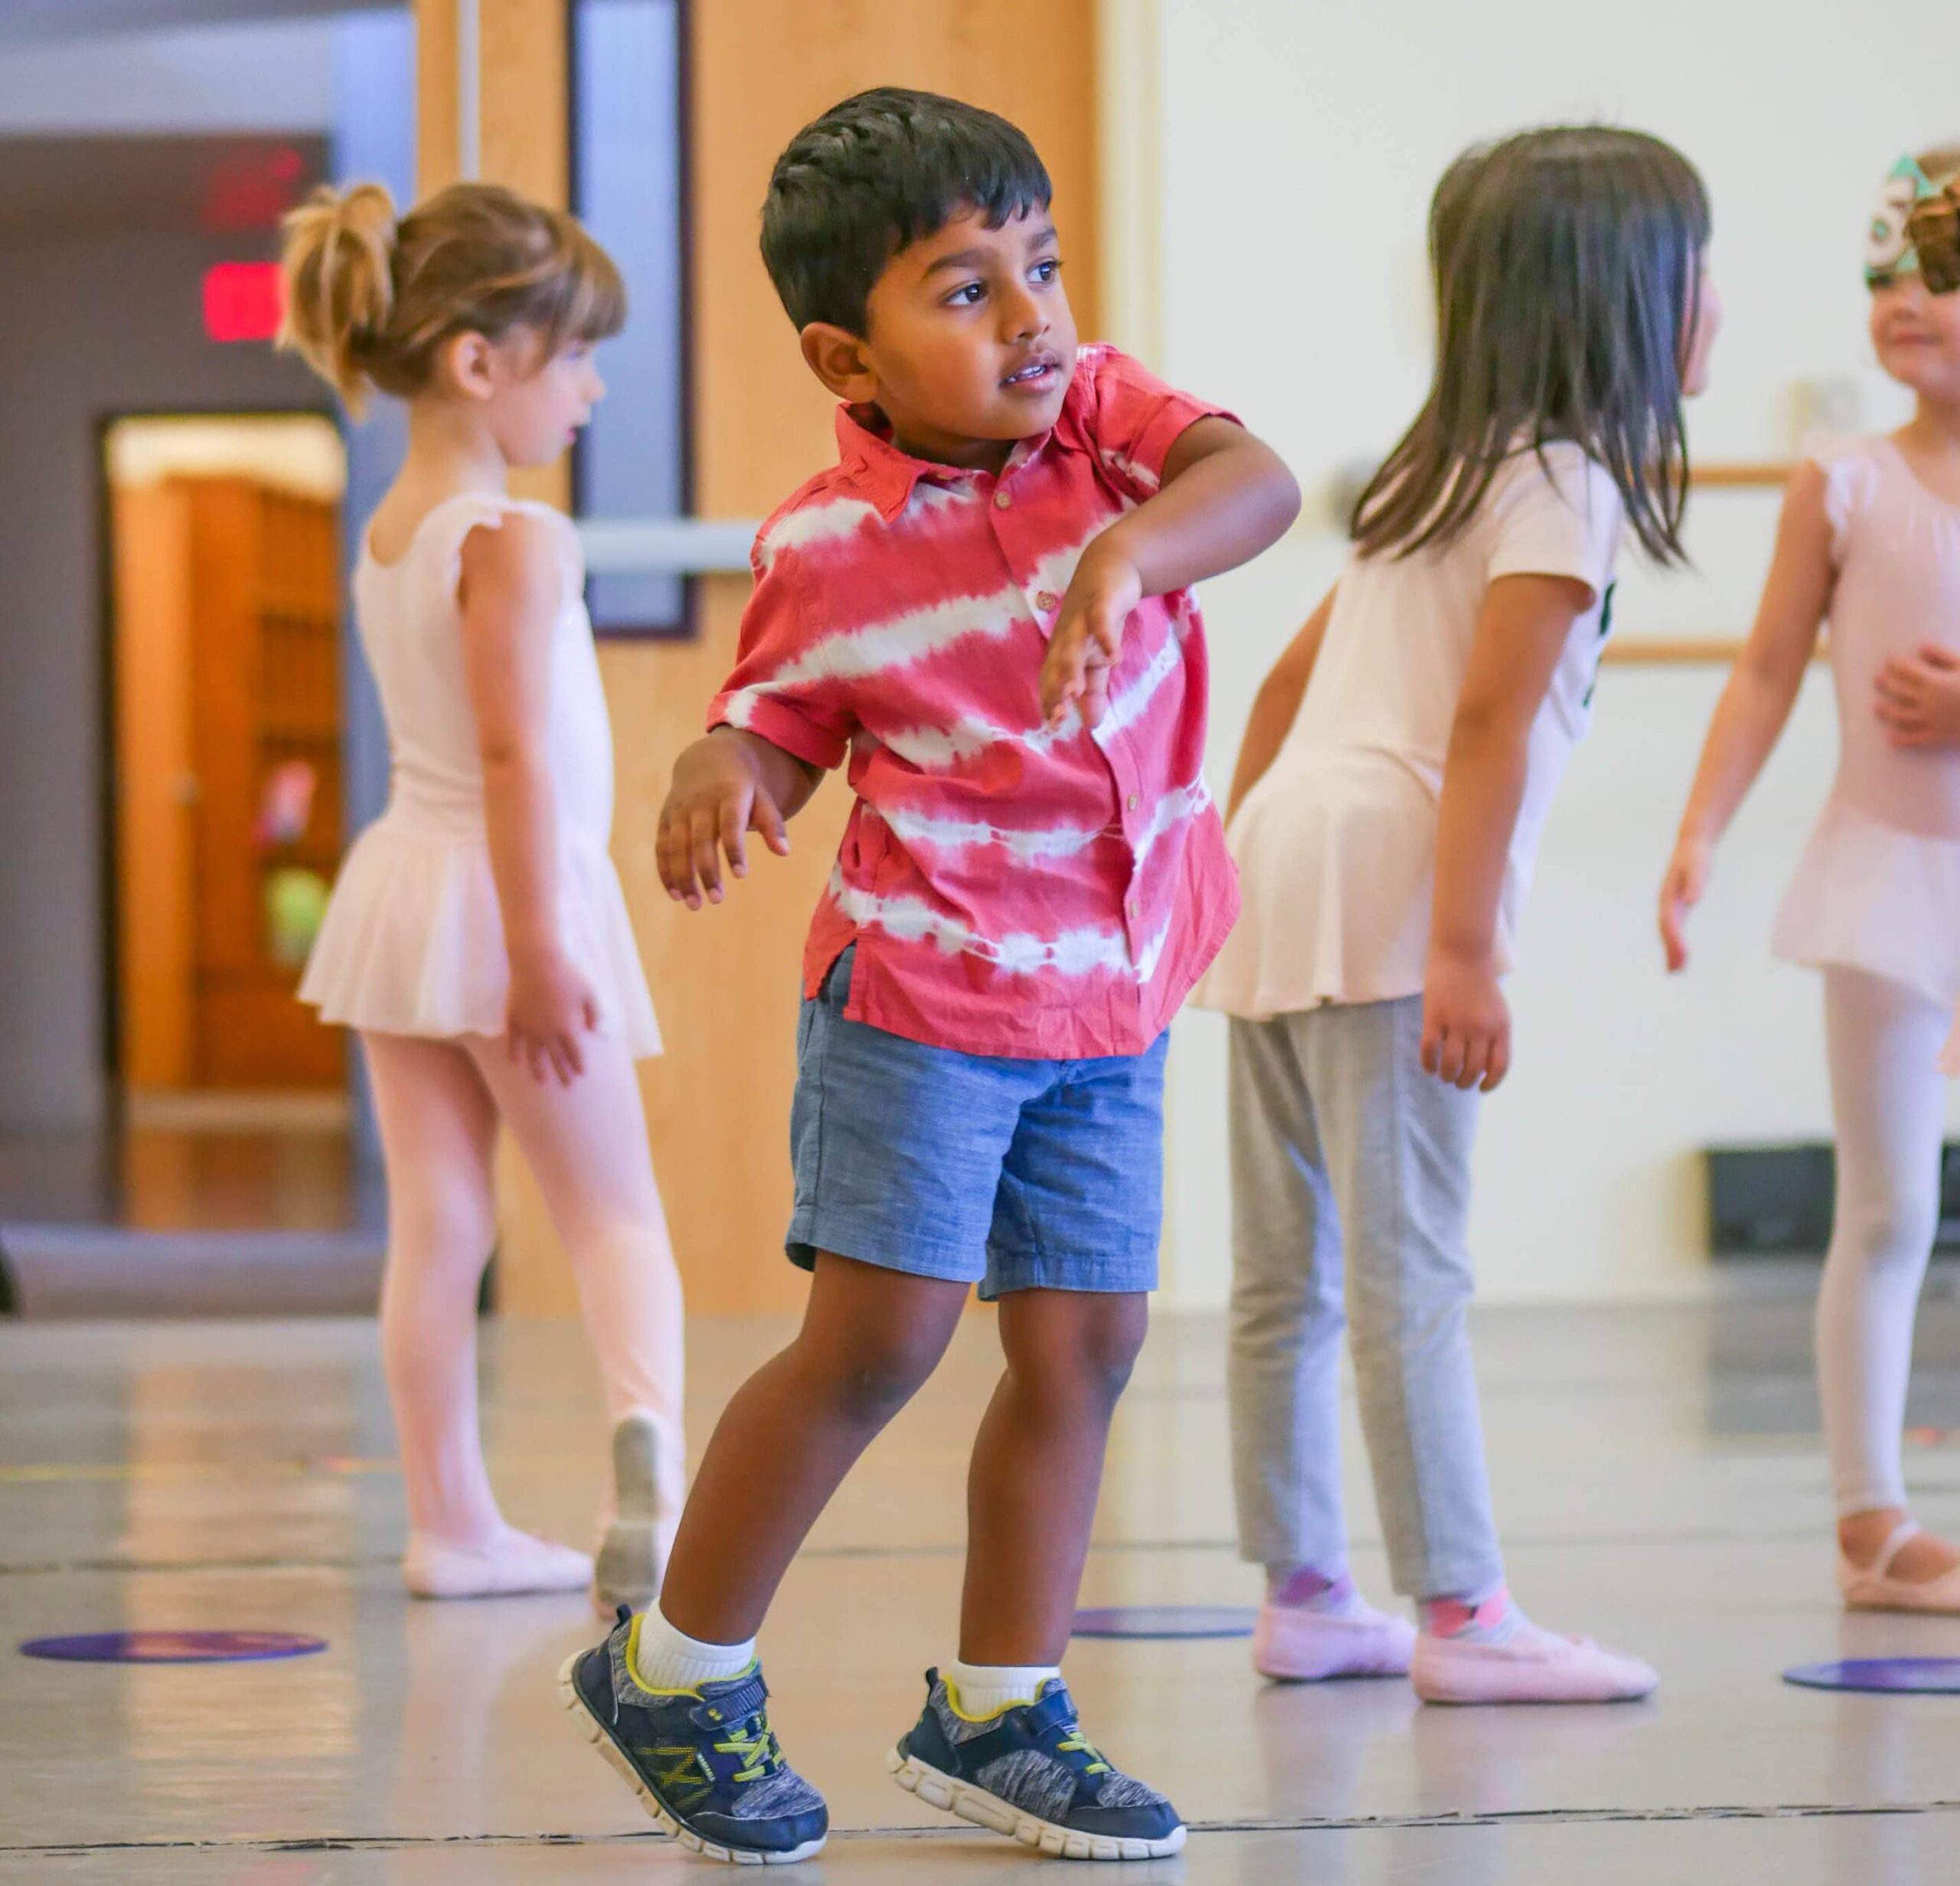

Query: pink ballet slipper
402;1528;594;1600
592;1409;686;1615
1253;1595;1416;1681
1840;1520;1960;1613
1411;1625;1658;1705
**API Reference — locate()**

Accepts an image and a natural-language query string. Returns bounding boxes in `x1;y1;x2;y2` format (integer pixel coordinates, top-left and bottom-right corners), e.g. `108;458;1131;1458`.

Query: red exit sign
203;262;285;344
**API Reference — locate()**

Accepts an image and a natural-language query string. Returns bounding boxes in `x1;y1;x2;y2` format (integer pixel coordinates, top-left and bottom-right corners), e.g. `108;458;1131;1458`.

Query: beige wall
1122;0;1960;1305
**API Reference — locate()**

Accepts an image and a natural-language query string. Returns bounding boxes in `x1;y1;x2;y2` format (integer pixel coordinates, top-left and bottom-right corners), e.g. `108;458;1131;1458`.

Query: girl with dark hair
1661;147;1960;1615
1198;126;1720;1704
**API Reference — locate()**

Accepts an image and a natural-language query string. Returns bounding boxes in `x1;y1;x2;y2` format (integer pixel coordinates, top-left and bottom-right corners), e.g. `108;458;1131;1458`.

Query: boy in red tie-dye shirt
565;87;1297;1865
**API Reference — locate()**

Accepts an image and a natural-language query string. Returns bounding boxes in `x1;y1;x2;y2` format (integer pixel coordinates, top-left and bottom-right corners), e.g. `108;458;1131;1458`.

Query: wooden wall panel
419;0;1101;1316
620;0;1102;1316
688;1;1101;520
413;0;459;201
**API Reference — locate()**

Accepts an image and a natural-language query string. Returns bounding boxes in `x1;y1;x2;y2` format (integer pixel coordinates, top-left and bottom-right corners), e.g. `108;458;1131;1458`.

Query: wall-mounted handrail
576;517;760;577
1690;462;1792;490
574;466;1796;615
1605;637;1831;668
1603;638;1749;667
1600;463;1800;662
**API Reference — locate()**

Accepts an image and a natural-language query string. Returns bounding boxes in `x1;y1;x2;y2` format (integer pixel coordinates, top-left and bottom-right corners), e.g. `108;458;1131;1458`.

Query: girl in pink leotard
282;181;686;1607
1662;145;1960;1613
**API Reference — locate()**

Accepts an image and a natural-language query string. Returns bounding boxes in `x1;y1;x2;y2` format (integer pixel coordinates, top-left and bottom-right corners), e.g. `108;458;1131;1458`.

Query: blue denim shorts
786;948;1166;1298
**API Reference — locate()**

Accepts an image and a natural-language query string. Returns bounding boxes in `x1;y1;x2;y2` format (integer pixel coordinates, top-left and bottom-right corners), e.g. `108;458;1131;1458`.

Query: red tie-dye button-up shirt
707;344;1241;1061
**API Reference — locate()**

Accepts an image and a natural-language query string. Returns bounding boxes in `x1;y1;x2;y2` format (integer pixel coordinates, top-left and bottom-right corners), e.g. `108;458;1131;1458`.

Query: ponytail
279;181;400;413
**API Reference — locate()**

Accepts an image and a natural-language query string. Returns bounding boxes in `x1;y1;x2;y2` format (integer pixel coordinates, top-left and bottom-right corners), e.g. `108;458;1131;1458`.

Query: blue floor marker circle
20;1630;328;1665
1784;1657;1960;1695
1072;1605;1256;1640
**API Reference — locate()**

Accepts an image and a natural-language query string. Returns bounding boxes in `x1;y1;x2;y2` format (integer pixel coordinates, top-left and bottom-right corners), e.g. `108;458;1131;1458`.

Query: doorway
100;411;364;1237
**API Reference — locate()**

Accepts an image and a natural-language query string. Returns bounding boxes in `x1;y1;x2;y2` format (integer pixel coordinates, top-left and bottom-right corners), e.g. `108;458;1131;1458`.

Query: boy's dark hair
1352;126;1711;565
761;87;1052;335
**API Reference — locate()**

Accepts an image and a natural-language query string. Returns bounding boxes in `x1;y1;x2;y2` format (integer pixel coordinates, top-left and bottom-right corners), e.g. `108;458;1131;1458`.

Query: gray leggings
1227;1000;1504;1600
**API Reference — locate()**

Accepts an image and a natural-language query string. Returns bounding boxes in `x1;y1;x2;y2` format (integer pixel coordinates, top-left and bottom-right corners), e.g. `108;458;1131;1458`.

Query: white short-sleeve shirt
1198;443;1625;1018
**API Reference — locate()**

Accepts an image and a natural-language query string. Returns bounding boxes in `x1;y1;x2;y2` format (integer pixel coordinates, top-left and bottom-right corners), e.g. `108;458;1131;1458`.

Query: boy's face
800;205;1078;470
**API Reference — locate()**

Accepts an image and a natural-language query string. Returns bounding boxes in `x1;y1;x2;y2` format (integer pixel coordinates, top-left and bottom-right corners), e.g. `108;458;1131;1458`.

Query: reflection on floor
0;1098;384;1316
4;1299;1960;1881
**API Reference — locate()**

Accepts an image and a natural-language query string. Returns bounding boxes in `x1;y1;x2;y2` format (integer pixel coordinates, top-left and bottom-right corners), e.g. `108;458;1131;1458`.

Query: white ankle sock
632;1607;755;1693
946;1658;1060;1719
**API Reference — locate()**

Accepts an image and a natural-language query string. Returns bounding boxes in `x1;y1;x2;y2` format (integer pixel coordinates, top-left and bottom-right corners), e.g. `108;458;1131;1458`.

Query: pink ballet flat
1839;1520;1960;1614
1411;1628;1658;1705
592;1409;685;1616
402;1528;594;1600
1253;1597;1416;1681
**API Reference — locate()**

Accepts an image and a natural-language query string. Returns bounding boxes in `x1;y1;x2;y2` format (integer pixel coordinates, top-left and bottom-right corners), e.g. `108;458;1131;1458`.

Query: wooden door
639;2;1102;1314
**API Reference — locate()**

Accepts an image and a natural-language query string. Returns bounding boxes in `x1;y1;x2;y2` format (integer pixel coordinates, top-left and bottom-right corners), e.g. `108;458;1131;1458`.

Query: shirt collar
833;404;1053;521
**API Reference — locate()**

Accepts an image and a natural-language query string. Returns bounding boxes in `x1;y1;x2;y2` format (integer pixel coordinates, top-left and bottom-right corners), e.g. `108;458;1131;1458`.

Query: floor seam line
0;1523;1921;1577
10;1800;1960;1853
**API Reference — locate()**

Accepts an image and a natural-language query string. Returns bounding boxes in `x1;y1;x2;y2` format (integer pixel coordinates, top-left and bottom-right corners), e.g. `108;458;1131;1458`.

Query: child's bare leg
364;1031;501;1543
959;1289;1149;1665
658;1253;969;1644
886;1288;1184;1859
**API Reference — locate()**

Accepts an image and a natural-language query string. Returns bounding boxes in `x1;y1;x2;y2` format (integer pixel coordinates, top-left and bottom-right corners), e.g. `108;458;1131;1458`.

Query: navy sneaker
887;1668;1185;1861
559;1608;828;1865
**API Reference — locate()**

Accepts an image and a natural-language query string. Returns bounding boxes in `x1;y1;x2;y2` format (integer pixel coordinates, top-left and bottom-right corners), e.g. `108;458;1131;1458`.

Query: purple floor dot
20;1630;328;1665
1072;1605;1256;1640
1784;1657;1960;1695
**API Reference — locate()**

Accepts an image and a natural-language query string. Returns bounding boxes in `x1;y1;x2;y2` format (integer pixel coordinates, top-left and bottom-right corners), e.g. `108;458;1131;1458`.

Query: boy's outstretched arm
1042;418;1301;728
657;727;824;909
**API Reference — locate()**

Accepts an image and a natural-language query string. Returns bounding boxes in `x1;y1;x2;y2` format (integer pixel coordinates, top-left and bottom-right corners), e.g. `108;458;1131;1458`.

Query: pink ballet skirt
1772;795;1960;1020
300;819;661;1053
299;492;662;1057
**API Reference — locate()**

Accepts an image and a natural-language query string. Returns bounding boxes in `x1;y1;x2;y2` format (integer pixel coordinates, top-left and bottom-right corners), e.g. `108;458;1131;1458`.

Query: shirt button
1128;898;1141;917
1035;590;1060;613
1125;793;1138;811
994;488;1012;510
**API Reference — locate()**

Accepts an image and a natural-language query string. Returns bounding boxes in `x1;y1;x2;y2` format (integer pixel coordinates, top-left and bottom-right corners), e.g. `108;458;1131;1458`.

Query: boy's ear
799;322;879;403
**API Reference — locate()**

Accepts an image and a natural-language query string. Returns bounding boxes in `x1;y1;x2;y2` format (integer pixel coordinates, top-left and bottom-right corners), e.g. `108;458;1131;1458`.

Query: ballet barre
1689;462;1793;489
1603;639;1749;666
1600;464;1801;663
1606;636;1831;668
572;469;1798;647
576;517;763;577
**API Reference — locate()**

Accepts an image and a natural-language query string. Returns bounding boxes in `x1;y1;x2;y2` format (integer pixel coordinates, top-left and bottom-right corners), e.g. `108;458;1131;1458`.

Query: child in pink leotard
1662;145;1960;1613
283;181;686;1607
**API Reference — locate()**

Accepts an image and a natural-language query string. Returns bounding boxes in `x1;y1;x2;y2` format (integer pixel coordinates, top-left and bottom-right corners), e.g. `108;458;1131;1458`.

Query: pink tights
361;1028;684;1548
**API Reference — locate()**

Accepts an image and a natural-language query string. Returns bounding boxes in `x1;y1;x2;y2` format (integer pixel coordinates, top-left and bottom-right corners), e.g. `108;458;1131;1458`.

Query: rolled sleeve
705;542;854;771
1076;344;1241;503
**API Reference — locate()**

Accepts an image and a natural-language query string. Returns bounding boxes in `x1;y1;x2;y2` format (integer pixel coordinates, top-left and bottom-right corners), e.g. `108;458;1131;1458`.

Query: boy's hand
1040;541;1143;731
1876;644;1960;748
657;732;791;909
1421;948;1511;1092
1658;833;1712;973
